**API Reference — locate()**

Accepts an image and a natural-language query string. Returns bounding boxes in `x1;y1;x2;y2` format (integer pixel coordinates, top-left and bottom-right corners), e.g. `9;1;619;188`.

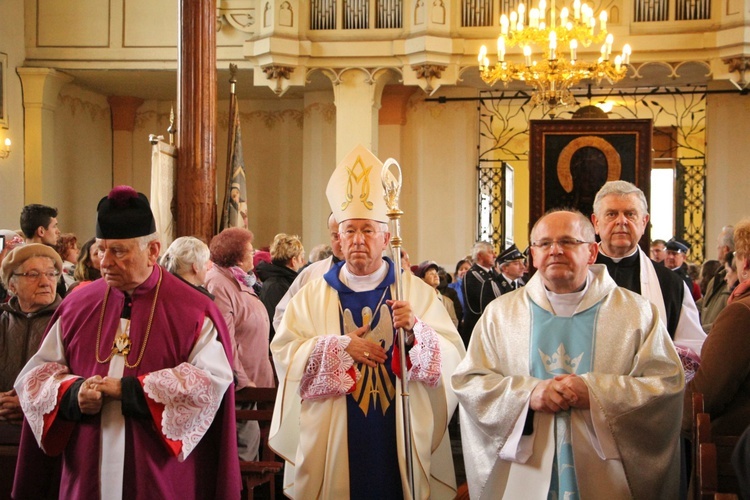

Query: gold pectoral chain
95;267;163;369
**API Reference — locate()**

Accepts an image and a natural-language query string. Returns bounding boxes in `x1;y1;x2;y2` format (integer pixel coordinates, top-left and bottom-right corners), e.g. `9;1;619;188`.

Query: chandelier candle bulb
573;0;581;19
599;11;607;31
510;11;518;31
549;31;557;60
530;9;539;28
623;44;632;64
605;33;614;59
498;37;506;61
524;45;532;66
500;14;509;35
570;39;578;62
560;7;569;24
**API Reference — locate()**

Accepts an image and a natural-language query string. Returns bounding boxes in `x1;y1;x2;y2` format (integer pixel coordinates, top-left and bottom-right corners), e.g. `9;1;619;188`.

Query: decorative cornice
412;64;446;81
263;65;294;81
262;65;295;95
411;64;447;93
723;57;750;85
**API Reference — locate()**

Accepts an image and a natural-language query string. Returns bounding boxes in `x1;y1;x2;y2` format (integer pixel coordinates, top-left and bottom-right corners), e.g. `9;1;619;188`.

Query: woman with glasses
0;244;63;432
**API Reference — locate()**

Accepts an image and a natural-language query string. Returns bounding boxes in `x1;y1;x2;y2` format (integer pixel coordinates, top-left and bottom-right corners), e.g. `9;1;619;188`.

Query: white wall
705;91;750;258
53;84;113;240
0;0;27;231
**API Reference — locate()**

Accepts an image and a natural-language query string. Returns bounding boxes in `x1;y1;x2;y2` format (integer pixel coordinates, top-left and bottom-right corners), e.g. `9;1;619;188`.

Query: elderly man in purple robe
13;186;240;500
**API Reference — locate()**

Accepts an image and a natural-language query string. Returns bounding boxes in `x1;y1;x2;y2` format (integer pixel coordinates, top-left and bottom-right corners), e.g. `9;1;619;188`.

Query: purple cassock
12;266;241;500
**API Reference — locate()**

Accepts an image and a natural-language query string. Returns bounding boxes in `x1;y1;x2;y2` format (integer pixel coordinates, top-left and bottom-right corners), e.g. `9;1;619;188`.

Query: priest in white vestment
452;209;684;500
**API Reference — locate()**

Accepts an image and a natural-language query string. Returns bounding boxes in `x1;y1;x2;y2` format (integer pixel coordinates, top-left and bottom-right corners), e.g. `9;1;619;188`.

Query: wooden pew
694;411;741;500
234;387;283;500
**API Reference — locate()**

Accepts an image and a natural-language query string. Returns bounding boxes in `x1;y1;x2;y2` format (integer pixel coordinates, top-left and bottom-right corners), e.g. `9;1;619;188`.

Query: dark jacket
0;295;61;391
256;261;298;340
683;285;750;437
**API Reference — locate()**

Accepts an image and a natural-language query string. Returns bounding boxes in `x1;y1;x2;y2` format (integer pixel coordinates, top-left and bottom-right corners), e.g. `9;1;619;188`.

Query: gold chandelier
478;0;632;107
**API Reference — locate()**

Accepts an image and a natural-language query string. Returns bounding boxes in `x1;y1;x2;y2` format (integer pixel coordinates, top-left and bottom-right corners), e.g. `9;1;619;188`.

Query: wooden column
176;0;217;242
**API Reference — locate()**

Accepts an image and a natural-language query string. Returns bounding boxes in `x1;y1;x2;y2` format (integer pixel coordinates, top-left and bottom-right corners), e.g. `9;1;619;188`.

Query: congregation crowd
1;146;749;499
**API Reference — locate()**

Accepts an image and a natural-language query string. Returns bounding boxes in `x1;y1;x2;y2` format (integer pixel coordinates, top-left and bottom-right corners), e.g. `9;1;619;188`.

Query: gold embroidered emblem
341;155;374;211
344;306;396;416
112;333;132;357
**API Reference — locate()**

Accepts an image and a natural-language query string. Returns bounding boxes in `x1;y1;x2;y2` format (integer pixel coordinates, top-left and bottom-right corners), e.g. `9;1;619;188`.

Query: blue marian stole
529;300;600;500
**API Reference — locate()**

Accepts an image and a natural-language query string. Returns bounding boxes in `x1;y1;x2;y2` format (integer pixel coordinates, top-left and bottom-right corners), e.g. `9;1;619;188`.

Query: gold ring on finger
364;351;370;358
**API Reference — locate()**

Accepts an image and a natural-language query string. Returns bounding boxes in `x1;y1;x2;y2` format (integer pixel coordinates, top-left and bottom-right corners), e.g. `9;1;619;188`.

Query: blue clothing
529;301;599;499
323;259;403;500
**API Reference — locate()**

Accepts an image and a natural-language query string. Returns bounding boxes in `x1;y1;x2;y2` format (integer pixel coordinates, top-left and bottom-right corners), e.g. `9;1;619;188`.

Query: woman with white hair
160;236;213;299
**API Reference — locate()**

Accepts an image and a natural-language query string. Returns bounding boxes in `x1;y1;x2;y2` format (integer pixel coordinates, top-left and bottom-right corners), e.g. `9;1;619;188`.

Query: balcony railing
310;0;402;30
309;0;711;31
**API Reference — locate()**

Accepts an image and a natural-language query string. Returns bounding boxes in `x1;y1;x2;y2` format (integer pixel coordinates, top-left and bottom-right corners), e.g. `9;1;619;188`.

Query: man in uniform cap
269;145;465;499
665;237;696;295
494;244;526;294
13;185;240;499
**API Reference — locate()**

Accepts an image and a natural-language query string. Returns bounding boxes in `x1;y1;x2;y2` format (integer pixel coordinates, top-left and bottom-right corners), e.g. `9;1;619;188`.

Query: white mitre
326;144;389;223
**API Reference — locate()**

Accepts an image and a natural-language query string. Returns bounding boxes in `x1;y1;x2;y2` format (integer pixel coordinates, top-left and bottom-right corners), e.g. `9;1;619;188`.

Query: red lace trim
142;362;221;459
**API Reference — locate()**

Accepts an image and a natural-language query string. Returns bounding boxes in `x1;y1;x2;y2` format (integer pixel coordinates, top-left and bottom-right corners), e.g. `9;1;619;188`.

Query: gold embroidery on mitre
341;155;374;211
344;305;396;416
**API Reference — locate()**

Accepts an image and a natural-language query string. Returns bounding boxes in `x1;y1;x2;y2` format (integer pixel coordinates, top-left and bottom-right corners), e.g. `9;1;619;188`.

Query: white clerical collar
340;259;389;292
543;270;593;317
597;243;639;263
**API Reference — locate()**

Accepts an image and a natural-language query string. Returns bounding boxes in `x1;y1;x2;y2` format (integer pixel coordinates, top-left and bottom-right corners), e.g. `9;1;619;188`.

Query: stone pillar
705;88;750;249
302;91;336;246
16;68;73;203
330;68;393;161
108;96;144;187
176;0;217;242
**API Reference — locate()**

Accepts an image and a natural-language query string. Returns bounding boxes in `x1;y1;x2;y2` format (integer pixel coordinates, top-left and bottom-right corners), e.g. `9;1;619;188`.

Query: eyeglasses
531;239;593;250
12;270;61;281
340;228;383;240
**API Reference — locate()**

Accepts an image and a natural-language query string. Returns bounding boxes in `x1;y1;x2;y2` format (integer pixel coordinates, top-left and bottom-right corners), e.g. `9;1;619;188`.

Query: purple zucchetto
96;185;157;239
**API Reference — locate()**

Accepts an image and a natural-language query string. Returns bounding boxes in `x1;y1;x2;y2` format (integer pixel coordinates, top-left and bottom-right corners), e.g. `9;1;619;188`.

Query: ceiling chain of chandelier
478;0;632;107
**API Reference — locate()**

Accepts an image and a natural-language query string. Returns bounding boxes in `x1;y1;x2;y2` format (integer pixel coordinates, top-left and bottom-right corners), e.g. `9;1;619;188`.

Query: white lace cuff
408;320;442;387
300;336;359;400
143;362;222;461
17;362;78;443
